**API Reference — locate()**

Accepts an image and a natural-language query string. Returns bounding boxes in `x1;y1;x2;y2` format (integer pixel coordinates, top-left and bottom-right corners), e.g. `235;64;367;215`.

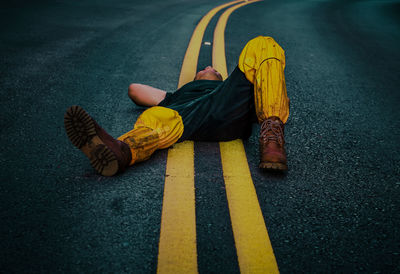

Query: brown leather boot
64;105;132;176
259;116;288;171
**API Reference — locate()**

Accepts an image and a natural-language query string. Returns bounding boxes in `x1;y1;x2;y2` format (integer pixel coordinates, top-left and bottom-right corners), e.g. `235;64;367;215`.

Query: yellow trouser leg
238;36;290;123
117;106;184;165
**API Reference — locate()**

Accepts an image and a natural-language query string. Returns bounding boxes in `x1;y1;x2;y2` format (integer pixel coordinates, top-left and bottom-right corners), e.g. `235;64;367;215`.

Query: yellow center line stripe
220;141;279;273
178;0;243;88
157;142;196;274
213;0;260;79
213;1;280;273
157;1;244;273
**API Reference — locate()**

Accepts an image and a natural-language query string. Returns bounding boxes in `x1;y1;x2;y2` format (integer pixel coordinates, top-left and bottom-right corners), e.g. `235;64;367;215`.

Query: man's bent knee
238;36;286;83
134;107;184;149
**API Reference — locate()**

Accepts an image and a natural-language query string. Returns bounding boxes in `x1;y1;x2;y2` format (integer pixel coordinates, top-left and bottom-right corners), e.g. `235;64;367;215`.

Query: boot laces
260;119;284;145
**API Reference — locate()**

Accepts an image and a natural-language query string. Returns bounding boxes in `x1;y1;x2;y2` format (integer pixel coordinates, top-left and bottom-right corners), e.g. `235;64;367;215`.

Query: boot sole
259;162;288;171
64;105;119;176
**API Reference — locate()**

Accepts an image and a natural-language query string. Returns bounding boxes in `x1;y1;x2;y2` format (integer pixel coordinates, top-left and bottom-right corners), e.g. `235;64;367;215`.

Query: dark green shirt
158;66;257;141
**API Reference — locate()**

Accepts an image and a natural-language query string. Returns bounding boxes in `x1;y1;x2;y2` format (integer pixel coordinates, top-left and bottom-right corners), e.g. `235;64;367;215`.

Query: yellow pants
117;107;184;165
238;36;290;123
118;36;289;166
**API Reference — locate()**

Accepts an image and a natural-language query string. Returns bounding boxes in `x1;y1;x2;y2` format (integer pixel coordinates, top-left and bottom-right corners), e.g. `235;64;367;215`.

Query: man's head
194;66;223;81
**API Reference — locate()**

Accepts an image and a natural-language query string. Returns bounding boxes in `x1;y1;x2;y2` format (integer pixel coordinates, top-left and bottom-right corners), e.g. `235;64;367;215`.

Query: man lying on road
64;36;290;176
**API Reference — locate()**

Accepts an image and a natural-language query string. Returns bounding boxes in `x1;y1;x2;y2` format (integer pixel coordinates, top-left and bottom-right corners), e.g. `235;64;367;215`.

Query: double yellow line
157;1;279;273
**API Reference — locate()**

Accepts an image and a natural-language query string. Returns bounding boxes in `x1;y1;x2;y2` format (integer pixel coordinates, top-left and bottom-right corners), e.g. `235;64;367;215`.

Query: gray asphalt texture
1;0;399;273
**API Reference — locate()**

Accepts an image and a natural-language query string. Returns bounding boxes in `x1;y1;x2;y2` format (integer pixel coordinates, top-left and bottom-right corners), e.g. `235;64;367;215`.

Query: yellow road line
213;1;259;79
220;141;279;273
178;0;243;88
157;142;196;274
157;1;243;273
213;1;280;273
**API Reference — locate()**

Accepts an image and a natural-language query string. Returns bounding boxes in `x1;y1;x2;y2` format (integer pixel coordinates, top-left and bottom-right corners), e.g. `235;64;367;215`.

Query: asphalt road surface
1;0;399;273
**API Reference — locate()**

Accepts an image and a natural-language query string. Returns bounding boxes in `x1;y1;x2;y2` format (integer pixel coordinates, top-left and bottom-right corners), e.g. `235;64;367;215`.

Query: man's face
194;66;223;81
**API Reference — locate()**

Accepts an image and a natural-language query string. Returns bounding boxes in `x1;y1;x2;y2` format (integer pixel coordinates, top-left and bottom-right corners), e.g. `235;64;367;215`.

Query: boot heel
89;144;119;176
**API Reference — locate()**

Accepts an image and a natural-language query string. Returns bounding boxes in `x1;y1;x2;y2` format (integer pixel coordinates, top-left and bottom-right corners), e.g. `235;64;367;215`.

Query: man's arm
128;83;167;107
